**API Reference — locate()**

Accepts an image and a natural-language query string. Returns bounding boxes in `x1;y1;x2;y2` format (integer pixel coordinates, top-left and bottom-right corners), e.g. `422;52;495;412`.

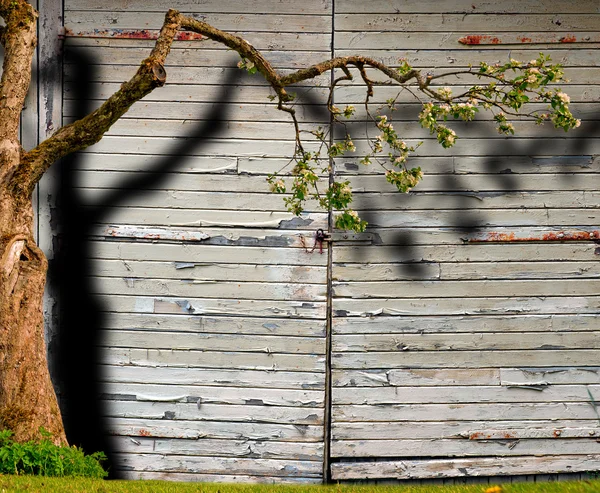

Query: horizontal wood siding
57;0;599;484
64;0;332;482
330;0;600;481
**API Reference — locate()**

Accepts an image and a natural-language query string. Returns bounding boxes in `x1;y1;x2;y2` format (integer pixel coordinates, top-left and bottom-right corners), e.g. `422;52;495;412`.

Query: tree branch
0;0;37;186
10;9;182;199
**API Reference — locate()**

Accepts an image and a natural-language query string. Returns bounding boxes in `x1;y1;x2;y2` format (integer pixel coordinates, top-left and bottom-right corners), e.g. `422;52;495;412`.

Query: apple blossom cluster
257;52;579;233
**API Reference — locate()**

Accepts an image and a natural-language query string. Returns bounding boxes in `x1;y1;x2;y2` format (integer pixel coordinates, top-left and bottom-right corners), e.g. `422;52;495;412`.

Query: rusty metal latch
302;230;373;254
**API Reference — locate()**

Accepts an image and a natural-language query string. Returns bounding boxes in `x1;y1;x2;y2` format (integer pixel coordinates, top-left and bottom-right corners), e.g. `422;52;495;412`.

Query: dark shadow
49;47;242;478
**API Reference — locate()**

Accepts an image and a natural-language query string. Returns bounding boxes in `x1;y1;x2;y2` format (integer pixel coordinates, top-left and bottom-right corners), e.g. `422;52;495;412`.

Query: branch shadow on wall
48;47;244;478
350;112;599;279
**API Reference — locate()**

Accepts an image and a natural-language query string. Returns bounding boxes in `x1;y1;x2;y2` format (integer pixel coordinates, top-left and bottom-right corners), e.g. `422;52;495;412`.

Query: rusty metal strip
63;27;206;41
458;33;600;45
468;230;600;243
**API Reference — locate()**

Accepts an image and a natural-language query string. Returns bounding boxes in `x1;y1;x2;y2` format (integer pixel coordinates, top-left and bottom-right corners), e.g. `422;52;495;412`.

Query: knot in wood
151;62;167;85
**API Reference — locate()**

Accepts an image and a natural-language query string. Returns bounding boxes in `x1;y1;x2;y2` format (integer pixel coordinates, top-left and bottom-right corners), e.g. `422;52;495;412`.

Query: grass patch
0;477;599;493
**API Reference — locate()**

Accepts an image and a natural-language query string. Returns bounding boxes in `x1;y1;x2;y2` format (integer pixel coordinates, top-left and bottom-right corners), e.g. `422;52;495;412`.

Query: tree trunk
0;193;66;444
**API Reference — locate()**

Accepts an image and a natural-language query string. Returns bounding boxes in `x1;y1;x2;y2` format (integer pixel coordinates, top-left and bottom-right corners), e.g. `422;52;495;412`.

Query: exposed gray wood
332;421;600;440
333;315;599;334
333;402;600;422
337;261;600;282
331;438;600;458
65;33;332;52
330;456;600;480
335;14;600;32
332;385;600;405
101;329;325;353
334;244;599;263
335;48;600;68
91;241;329;265
101;384;323;409
102;347;325;371
112;435;324;461
500;368;600;386
103;400;323;425
96;295;327;319
332;350;600;370
335;0;600;14
333;332;600;352
67;0;332;14
102;365;325;390
120;470;322;483
113;453;323;477
98;313;326;337
334;368;600;387
333;369;501;387
93;278;327;302
105;417;324;441
64;46;327;69
65;12;332;34
332;280;600;300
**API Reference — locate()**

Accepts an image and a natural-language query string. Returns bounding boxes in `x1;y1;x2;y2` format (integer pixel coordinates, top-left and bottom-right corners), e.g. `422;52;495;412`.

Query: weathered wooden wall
62;0;332;483
328;0;600;481
27;0;600;483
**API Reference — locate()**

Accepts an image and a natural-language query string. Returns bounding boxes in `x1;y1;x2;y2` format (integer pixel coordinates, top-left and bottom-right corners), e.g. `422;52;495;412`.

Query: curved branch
11;9;182;199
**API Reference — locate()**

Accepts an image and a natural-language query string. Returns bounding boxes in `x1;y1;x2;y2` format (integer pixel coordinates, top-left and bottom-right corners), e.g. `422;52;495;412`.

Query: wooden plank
334;1;600;14
94;227;322;250
113;452;322;477
332;421;600;440
101;365;325;390
96;295;326;319
67;0;332;14
337;261;600;282
65;12;332;33
64;32;332;51
102;347;325;371
64;46;326;69
73;170;599;194
103;400;323;425
439;262;600;281
93;278;328;302
64;100;329;122
332;331;600;352
98;313;326;337
332;349;600;370
102;385;323;411
80;208;327;230
336;14;600;32
106;417;323;441
337;192;593;211
334;84;600;106
101;330;325;354
334;244;599;263
336;31;600;50
331;438;600;458
64;65;331;86
334;48;600;68
334;367;600;387
120;471;322;483
330;456;600;481
90;241;329;265
112;435;323;460
500;367;600;386
92;260;326;284
332;385;600;405
333;369;501;387
333;314;599;334
333;279;600;299
333;402;600;422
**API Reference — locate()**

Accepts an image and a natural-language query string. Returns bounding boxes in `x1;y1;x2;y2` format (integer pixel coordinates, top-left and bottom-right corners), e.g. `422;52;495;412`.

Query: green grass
0;476;599;493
